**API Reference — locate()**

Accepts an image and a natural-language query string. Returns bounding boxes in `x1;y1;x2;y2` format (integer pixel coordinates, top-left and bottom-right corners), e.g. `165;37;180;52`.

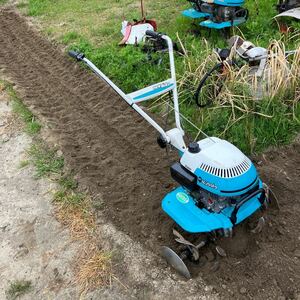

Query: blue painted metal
200;17;246;29
214;0;245;6
194;163;258;197
182;8;211;19
162;181;263;233
133;84;174;101
182;1;247;30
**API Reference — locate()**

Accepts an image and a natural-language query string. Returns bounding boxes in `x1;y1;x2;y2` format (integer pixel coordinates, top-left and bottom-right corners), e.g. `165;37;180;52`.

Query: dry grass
75;243;113;295
149;38;300;143
259;41;300;98
52;189;115;294
54;201;95;240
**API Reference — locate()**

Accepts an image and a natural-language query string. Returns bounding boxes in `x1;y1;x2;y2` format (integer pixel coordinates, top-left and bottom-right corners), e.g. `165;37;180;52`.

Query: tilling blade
161;246;191;279
216;245;227;257
251;216;265;234
269;188;280;210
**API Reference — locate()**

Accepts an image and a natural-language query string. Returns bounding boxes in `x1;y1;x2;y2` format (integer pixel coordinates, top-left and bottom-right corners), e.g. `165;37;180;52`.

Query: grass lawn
15;0;300;153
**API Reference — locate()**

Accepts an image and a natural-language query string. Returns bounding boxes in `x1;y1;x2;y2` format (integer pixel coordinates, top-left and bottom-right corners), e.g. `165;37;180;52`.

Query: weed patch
19;160;30;169
1;81;41;135
0;0;8;6
27;143;64;178
6;280;32;300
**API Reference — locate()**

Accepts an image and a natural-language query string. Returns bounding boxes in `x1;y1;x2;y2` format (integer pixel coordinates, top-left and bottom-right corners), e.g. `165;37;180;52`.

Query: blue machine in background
182;0;248;30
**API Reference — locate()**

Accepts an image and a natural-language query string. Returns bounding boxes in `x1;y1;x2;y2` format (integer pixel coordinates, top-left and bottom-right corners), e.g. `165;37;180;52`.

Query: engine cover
180;137;258;197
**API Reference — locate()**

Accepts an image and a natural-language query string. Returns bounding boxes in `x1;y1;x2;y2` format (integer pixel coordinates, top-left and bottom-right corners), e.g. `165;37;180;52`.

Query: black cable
194;62;223;108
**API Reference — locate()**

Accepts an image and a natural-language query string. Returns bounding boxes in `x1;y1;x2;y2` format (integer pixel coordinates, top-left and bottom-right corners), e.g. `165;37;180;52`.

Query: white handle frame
81;34;186;150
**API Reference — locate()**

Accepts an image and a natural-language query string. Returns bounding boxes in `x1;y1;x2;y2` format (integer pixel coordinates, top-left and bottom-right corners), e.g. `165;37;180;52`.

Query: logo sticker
176;192;189;204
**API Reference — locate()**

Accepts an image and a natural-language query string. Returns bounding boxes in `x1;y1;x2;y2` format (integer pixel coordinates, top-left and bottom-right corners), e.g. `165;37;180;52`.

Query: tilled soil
0;9;299;299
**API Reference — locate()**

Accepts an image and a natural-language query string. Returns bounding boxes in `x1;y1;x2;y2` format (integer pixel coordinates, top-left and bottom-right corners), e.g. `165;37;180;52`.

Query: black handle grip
146;30;163;40
68;50;85;61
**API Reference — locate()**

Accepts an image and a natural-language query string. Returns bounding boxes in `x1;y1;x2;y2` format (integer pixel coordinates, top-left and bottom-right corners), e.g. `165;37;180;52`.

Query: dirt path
0;9;299;299
0;89;80;299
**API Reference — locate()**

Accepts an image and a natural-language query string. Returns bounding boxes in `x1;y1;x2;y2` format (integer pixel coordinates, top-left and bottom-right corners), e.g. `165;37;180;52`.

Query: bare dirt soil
0;88;79;299
0;9;299;299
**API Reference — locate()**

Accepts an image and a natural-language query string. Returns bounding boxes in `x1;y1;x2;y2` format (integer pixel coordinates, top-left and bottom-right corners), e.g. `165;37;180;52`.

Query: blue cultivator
69;31;275;279
182;0;248;30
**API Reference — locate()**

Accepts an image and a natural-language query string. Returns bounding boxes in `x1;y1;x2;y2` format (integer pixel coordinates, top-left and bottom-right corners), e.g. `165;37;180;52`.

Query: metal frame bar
80;33;185;145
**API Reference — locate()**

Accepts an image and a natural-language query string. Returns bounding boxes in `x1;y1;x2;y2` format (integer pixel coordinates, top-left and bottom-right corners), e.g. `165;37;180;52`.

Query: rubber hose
194;62;223;108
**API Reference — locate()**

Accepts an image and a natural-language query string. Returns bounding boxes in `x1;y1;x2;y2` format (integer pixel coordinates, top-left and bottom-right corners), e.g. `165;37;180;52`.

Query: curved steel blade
263;183;280;210
161;246;191;279
173;229;197;248
269;188;280;210
251;216;265;234
216;245;227;257
175;238;197;248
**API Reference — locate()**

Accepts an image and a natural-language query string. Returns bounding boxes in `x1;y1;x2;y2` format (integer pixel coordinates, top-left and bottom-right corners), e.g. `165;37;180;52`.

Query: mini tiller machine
69;31;274;279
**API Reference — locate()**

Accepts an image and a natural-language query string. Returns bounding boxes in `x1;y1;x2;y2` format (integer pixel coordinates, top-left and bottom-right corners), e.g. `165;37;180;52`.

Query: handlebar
146;30;164;40
68;50;85;61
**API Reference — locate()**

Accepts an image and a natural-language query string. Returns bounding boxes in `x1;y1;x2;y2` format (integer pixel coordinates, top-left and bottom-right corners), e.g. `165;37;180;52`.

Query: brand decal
198;177;217;190
176;192;190;204
153;82;172;90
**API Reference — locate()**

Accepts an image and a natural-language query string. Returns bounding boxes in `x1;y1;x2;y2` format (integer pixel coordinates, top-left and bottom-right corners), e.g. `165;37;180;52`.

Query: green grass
24;0;300;154
25;143;86;210
54;189;85;208
0;0;8;5
2;81;42;135
19;160;30;169
28;144;64;178
6;280;32;300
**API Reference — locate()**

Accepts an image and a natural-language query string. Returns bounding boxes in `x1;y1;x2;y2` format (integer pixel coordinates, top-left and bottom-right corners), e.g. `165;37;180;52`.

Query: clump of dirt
0;9;299;299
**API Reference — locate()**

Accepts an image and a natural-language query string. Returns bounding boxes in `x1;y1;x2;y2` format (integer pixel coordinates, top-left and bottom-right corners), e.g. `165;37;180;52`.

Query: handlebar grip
145;30;163;40
68;50;85;61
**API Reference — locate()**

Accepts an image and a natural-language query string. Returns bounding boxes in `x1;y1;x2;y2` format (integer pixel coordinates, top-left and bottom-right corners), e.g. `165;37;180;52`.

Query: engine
170;138;260;213
171;162;234;213
187;0;248;23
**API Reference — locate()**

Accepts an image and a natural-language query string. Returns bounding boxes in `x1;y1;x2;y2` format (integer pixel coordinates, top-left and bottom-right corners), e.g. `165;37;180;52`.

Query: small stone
14;244;29;259
221;284;227;289
240;287;247;295
1;134;9;143
277;227;285;235
56;150;63;157
294;249;300;258
204;286;213;292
